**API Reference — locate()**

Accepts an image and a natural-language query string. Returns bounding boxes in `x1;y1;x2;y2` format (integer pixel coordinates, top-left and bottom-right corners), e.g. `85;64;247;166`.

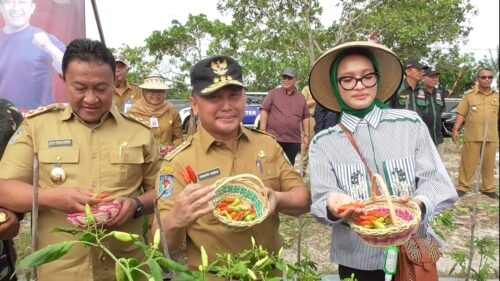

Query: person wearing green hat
308;41;457;281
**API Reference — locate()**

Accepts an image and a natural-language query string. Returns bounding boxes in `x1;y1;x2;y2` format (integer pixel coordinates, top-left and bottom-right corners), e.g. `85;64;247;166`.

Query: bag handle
339;124;381;196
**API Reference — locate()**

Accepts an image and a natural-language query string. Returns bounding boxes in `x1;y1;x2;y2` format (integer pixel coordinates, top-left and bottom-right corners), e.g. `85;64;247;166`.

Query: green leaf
16;241;77;272
79;232;96;244
146;259;163;281
127;258;141;281
156;257;190;273
171;272;199;281
51;227;82;235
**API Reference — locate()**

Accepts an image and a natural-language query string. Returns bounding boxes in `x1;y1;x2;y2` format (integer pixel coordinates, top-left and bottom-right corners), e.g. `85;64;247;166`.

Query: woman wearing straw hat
128;74;183;157
308;41;458;281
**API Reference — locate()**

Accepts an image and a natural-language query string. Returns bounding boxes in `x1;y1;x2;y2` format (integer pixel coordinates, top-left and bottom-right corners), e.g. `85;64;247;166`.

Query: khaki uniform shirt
456;88;499;142
301;86;315;116
114;81;141;112
127;107;184;149
0;104;161;281
156;126;305;269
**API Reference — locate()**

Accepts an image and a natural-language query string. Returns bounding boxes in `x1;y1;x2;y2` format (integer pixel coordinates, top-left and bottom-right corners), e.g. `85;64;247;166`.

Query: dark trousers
277;141;301;166
338;264;394;281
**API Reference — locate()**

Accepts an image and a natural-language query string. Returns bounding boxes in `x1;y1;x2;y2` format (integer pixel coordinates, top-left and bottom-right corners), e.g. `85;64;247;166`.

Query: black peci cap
190;55;245;95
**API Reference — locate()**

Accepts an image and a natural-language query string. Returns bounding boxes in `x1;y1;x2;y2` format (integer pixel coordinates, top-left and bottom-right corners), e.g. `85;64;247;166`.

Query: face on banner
0;0;35;31
0;0;85;111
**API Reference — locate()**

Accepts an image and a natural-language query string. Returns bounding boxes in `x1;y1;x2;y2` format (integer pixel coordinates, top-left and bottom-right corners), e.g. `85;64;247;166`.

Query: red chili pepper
337;203;365;213
94;193;111;200
359;215;377;222
178;170;190;185
185;165;198;183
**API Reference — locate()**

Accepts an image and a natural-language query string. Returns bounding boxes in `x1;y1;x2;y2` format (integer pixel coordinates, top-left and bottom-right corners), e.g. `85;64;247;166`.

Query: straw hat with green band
308;41;403;112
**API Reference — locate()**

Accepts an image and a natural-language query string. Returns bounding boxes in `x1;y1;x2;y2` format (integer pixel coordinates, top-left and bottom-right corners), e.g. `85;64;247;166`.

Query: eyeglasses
337;72;379;90
282;75;295;81
479;75;494;80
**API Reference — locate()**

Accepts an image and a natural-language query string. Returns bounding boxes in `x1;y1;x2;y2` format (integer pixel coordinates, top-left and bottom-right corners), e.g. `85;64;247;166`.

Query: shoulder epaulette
463;88;477;96
26;103;66;118
248;127;271;136
164;137;193;161
121;113;151;129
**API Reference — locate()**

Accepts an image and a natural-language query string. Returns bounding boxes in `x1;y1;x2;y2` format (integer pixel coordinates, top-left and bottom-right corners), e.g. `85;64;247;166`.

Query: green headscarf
329;48;389;118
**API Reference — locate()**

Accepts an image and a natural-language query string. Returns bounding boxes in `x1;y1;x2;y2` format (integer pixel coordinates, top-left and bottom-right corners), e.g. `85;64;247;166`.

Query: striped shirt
309;106;458;271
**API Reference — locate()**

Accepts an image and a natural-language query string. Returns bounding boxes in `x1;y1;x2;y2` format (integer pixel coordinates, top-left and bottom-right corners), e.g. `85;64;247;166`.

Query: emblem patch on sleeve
158;174;174;200
8;127;23;145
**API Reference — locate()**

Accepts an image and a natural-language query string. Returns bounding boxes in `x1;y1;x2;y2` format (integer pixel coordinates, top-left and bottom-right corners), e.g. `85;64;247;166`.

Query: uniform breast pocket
258;160;280;190
38;148;80;187
107;147;145;187
489;98;499;114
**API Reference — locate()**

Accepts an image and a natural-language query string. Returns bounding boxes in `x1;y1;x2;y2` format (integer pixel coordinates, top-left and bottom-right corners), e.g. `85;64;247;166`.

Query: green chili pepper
115;258;127;281
85;204;95;225
152;228;161;250
278;247;284;258
373;221;386;229
200;245;208;269
112;231;140;242
255;256;268;267
247;268;258;280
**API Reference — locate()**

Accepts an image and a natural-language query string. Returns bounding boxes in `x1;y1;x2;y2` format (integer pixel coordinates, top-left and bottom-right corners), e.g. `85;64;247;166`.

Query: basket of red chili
210;173;269;231
344;174;422;247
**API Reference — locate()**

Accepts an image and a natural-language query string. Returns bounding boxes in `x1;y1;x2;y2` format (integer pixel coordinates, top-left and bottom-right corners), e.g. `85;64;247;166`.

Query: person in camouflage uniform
0;98;23;281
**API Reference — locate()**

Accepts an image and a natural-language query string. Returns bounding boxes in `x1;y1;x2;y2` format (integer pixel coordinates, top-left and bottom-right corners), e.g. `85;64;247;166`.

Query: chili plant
15;204;323;280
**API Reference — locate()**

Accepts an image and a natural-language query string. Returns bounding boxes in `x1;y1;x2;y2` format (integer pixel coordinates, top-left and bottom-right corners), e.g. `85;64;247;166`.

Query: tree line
112;0;499;99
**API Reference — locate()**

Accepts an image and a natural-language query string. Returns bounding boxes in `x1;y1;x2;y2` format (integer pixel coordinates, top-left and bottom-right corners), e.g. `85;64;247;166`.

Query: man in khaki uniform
0;39;161;281
153;55;310;272
301;84;316;176
453;67;499;199
114;53;141;112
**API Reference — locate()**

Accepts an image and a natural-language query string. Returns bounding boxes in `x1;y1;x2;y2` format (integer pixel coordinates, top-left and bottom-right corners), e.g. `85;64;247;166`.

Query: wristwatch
132;197;145;219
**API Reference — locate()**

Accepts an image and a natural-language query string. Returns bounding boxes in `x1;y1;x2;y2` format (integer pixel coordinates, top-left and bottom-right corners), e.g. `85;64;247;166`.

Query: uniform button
91;182;97;187
91;153;97;159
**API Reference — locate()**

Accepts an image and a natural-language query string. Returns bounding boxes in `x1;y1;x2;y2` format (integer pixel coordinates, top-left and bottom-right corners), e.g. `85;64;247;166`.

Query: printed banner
0;0;86;111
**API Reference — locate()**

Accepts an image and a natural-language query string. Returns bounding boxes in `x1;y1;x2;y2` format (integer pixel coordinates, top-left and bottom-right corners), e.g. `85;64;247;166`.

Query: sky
85;0;499;61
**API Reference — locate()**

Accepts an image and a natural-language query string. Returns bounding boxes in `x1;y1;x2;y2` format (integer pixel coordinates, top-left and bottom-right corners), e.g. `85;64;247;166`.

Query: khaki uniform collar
115;80;133;96
196;125;249;153
62;105;121;128
476;87;497;96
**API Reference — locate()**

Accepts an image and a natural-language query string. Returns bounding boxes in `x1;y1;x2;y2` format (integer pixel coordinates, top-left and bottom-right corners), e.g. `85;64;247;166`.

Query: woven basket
347;174;421;247
66;202;121;229
210;174;269;231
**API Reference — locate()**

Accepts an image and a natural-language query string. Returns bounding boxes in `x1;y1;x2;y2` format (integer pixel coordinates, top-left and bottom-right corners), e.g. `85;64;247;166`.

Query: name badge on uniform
150;117;159;128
